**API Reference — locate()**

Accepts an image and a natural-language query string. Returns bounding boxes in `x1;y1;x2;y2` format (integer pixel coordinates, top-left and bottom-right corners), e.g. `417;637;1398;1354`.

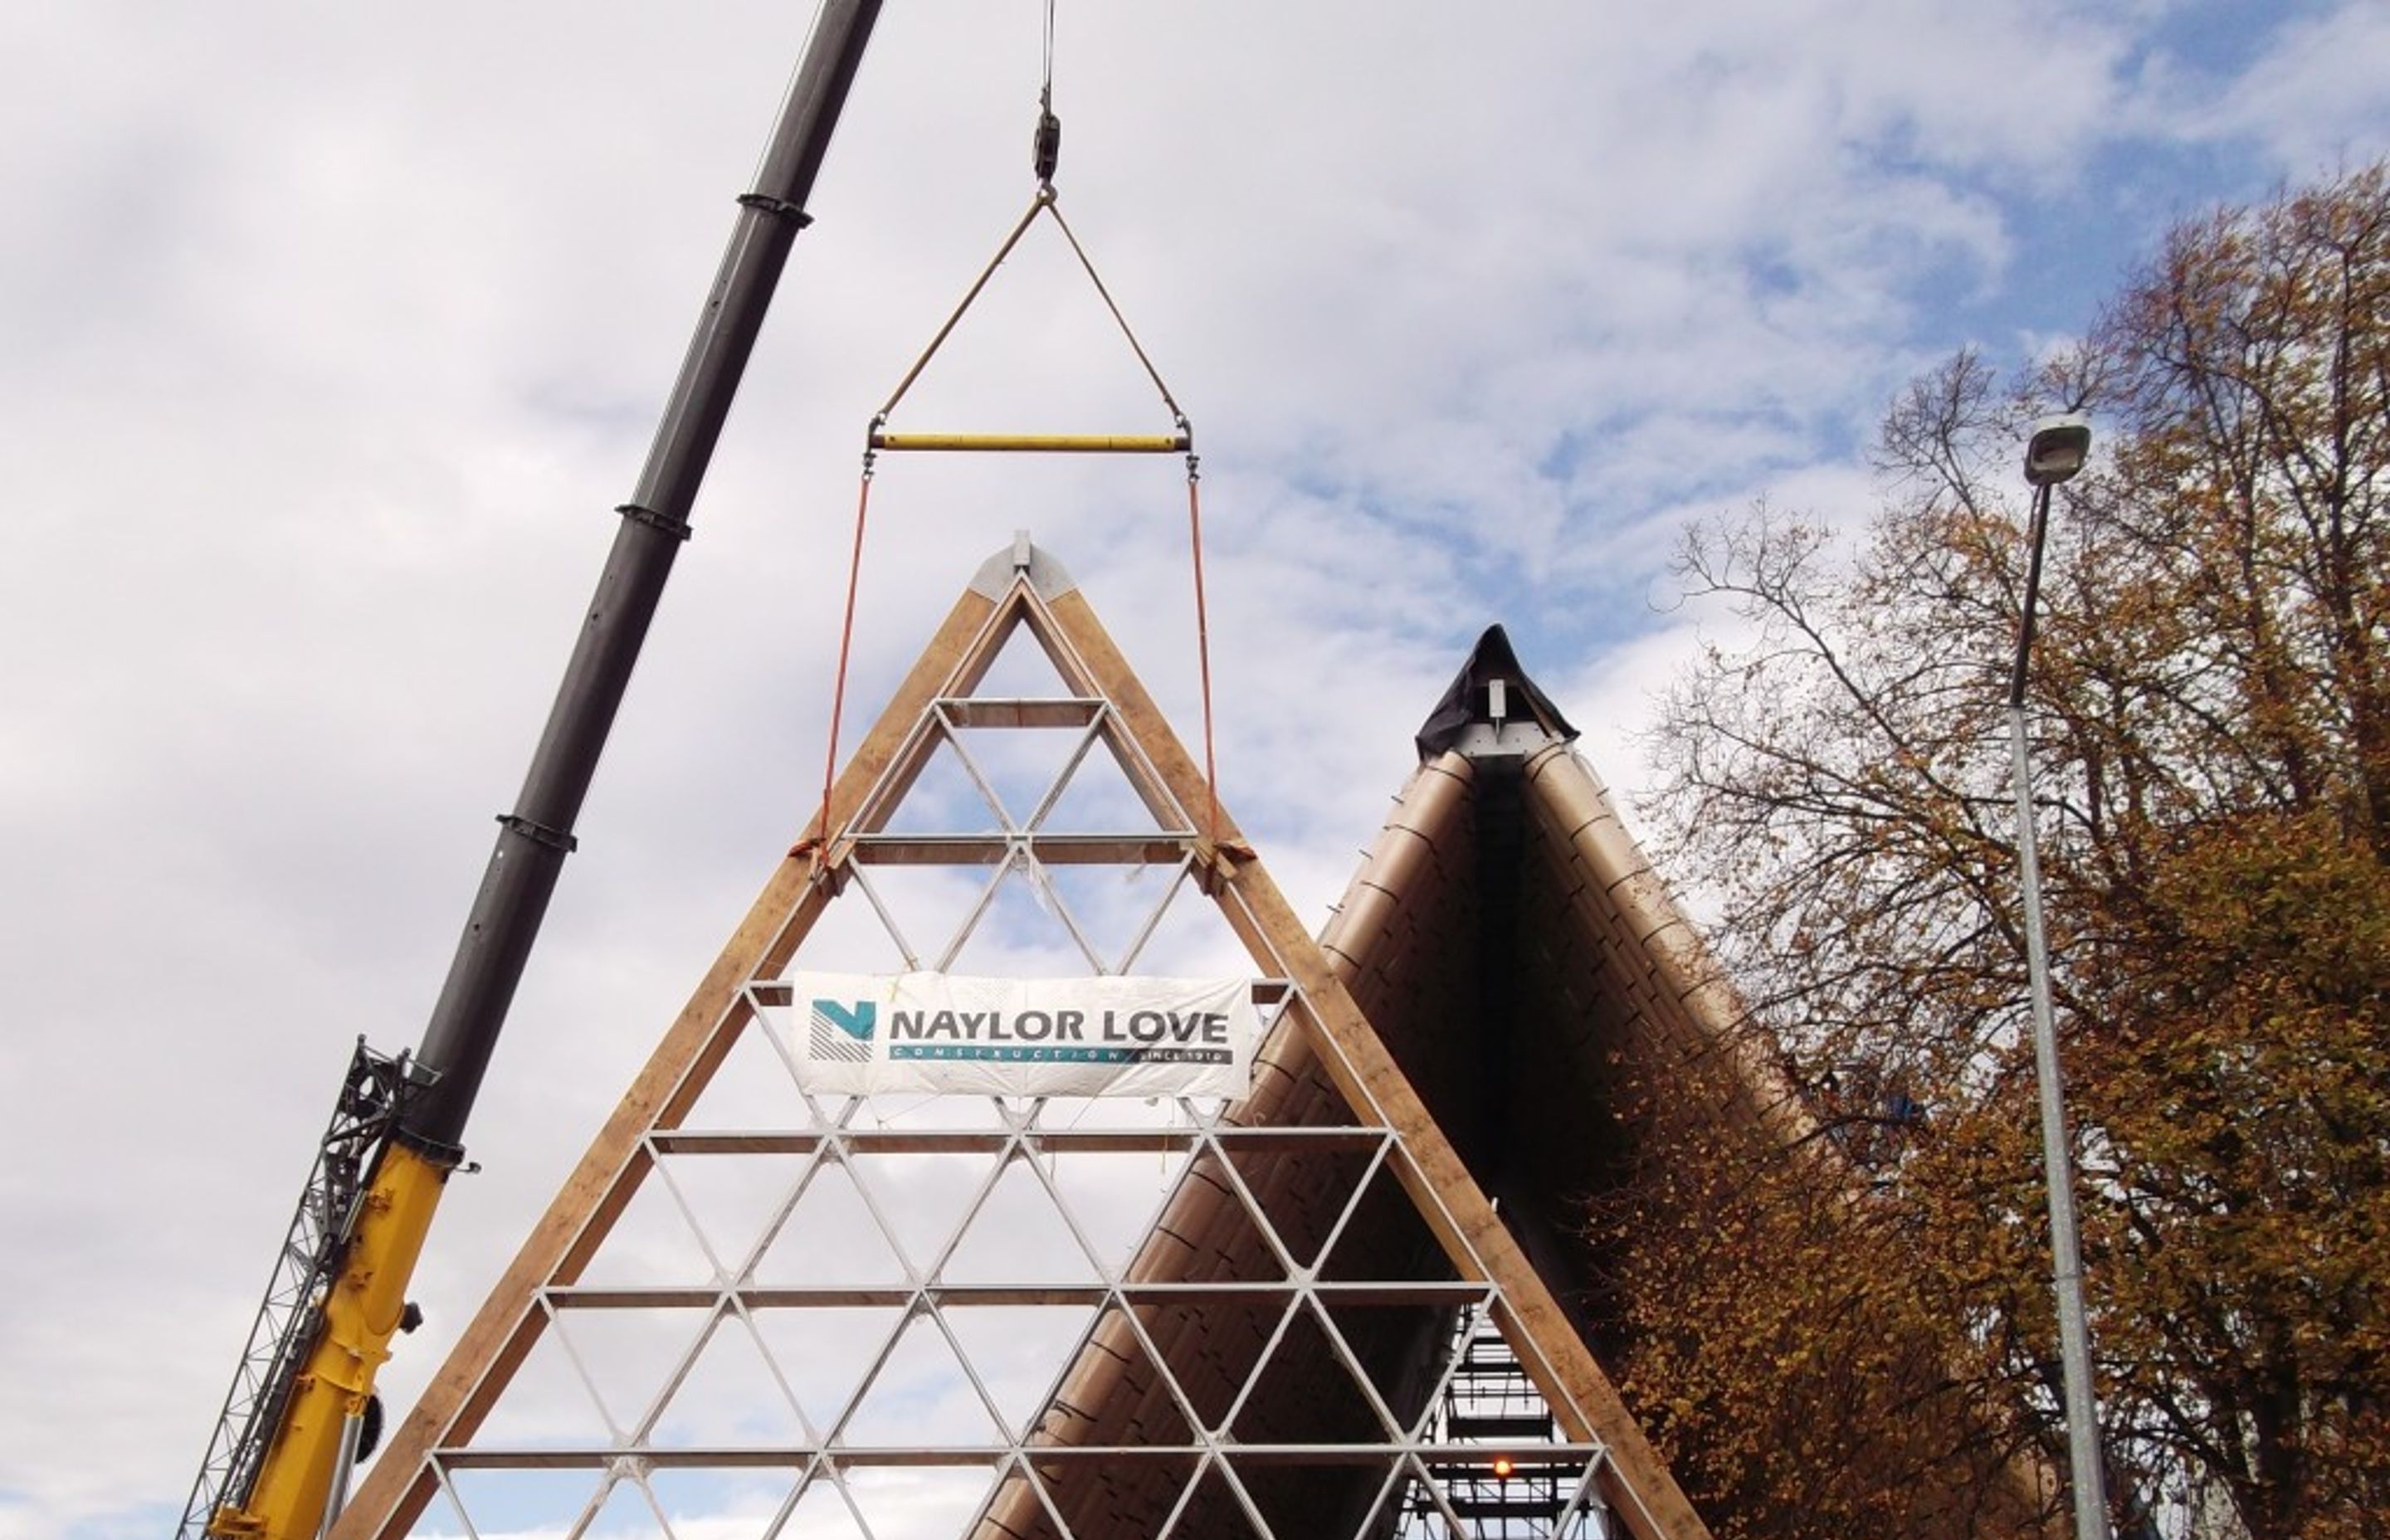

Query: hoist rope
815;0;1225;852
871;195;1045;424
871;192;1185;431
1041;0;1056;108
817;447;1226;852
818;456;876;846
1186;456;1222;845
1045;197;1187;428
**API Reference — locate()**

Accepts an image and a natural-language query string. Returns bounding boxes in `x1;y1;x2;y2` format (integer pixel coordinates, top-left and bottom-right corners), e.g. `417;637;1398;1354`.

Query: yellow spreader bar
868;431;1190;454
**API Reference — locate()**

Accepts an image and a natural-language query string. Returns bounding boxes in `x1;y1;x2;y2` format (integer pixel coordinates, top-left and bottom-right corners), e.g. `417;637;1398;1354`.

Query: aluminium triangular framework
330;540;1714;1540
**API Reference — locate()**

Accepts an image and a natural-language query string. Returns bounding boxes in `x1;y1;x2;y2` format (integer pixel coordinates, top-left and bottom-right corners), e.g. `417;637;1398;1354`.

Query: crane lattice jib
177;1041;403;1540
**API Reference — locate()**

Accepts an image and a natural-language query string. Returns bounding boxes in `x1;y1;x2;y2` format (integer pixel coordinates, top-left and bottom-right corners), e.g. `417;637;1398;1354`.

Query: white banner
782;972;1259;1099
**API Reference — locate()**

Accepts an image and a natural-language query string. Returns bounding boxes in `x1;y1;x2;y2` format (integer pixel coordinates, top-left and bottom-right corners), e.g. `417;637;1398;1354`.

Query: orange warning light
1491;1455;1516;1479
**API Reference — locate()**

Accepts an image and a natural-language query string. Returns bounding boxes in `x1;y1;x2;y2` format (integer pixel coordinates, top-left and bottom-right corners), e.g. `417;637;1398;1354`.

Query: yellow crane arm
206;1145;446;1539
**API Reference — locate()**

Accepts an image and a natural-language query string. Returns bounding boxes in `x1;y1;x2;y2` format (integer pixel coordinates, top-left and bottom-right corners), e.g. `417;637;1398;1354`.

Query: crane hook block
1033;108;1061;187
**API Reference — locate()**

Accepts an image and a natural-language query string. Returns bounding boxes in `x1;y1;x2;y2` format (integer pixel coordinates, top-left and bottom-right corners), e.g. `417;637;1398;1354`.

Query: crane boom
179;6;885;1535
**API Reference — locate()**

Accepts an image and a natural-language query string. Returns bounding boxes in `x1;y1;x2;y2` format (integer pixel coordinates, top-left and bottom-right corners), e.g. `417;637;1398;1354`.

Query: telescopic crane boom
177;6;885;1535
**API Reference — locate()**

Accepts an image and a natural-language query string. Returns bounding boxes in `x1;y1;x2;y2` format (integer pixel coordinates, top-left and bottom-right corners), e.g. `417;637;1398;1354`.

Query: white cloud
2117;0;2390;178
2210;1;2390;173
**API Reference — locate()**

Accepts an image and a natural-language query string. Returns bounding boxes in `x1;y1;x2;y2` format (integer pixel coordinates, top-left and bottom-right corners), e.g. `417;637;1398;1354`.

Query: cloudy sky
1;2;2383;1537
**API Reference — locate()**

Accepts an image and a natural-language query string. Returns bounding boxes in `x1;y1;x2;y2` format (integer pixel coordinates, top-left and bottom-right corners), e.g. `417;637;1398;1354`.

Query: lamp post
2009;411;2112;1540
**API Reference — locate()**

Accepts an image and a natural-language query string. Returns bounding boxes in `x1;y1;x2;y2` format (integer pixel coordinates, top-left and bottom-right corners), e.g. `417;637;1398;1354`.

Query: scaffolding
1401;1318;1614;1539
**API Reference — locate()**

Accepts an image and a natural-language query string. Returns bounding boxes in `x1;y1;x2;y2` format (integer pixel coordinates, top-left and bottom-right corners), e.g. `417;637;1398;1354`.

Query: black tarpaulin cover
1413;624;1579;759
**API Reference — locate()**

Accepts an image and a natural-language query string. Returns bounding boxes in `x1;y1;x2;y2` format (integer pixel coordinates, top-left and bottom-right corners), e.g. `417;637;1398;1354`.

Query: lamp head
2025;412;2092;487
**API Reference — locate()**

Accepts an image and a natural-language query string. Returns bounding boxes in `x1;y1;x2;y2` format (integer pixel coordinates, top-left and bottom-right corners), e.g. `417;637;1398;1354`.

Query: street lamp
2008;411;2111;1540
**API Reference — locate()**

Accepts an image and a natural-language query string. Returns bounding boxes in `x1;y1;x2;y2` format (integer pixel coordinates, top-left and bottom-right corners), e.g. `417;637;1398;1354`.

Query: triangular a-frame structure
1313;631;2057;1540
331;540;1714;1540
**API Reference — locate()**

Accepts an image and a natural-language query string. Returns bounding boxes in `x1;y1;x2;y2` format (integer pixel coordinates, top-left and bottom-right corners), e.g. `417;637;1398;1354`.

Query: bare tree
1630;163;2390;1540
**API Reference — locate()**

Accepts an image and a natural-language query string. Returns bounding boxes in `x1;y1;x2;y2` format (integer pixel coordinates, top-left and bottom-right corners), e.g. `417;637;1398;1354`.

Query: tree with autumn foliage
1620;163;2390;1540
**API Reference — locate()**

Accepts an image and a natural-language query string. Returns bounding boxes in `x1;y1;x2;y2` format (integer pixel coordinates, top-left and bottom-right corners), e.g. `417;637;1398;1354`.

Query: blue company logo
809;998;876;1063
